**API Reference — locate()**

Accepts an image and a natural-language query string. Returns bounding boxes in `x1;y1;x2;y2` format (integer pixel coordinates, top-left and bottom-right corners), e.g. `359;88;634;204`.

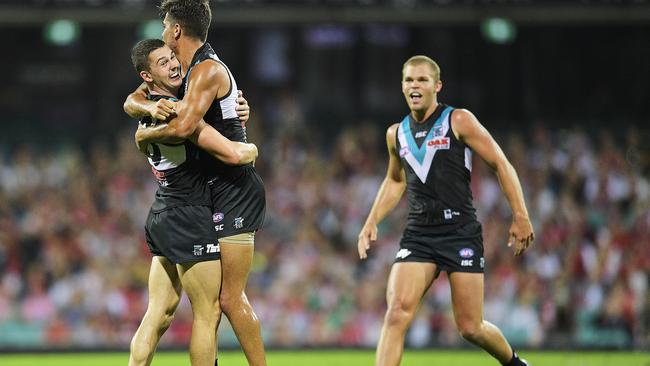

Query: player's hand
358;223;378;260
507;213;534;256
147;99;177;121
236;90;250;128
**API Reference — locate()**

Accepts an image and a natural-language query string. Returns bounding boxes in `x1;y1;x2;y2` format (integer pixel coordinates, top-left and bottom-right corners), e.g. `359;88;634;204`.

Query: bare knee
221;291;249;314
457;320;482;342
193;301;221;324
384;300;415;329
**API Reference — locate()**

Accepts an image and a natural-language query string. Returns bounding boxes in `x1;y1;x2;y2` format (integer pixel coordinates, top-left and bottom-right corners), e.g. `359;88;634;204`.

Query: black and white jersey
395;104;478;234
140;94;210;212
180;42;248;180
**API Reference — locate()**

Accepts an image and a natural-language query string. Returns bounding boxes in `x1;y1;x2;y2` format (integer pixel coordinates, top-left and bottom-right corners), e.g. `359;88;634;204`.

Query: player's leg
219;232;266;366
449;272;527;365
129;256;182;366
177;260;222;366
376;262;437;366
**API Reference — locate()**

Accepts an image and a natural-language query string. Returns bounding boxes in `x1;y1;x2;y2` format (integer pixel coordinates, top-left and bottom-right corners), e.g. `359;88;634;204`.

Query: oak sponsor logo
426;137;450;150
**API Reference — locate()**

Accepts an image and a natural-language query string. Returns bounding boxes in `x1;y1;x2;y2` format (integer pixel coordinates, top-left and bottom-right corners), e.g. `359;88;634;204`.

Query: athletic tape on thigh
220;232;255;245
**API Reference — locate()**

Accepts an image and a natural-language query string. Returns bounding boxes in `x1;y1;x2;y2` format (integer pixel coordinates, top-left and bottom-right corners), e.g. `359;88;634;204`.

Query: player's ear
173;23;181;40
435;79;443;93
140;70;153;83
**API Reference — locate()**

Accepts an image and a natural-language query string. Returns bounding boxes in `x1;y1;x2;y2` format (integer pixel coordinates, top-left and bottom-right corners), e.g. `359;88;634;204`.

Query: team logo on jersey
193;245;204;256
399;146;410;157
234;217;244;229
427;137;450;150
395;248;412;259
459;248;474;258
433;126;444;136
213;212;224;223
444;209;460;220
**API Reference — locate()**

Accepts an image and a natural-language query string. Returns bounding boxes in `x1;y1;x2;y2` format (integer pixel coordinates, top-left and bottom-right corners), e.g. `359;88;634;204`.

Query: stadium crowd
0;101;647;349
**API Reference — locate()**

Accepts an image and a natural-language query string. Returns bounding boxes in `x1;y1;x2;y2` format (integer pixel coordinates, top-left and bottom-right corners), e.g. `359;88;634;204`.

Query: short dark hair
131;39;166;73
159;0;212;42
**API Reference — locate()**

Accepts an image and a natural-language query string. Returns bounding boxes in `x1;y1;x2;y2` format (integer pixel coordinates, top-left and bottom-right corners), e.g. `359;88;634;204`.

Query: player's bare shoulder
386;122;400;151
186;60;230;95
450;108;480;140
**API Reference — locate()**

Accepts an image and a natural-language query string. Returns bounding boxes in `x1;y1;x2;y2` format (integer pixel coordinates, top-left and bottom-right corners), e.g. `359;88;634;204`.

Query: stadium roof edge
2;5;650;26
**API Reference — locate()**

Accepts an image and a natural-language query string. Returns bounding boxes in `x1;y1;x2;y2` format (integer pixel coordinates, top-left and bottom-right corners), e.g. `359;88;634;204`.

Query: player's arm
189;120;258;165
133;62;227;145
358;123;407;259
162;62;227;139
123;82;177;120
452;109;534;256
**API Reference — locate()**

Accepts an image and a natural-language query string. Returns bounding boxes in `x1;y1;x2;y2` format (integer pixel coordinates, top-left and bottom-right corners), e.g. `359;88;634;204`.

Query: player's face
402;63;441;113
147;46;182;91
161;14;178;52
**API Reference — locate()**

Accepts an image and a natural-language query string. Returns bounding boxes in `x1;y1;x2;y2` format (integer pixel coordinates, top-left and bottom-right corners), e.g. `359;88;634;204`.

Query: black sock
503;350;527;366
214;358;218;366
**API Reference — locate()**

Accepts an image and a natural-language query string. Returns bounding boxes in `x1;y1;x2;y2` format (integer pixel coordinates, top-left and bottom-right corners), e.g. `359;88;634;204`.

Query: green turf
0;350;648;366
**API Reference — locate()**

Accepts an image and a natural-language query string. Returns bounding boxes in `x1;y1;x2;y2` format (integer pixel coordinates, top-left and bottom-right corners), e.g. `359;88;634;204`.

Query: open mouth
410;92;422;103
169;70;180;81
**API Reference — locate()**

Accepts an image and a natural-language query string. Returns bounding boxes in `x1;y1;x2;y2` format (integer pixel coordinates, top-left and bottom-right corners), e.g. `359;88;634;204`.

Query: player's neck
411;100;439;123
177;37;206;73
149;83;178;99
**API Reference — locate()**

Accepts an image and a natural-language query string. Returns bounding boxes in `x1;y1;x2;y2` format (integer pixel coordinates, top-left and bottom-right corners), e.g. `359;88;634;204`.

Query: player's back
180;42;249;181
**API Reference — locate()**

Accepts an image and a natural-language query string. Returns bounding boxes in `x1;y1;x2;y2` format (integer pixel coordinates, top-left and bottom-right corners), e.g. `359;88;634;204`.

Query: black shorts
145;205;221;264
209;166;266;238
395;221;485;276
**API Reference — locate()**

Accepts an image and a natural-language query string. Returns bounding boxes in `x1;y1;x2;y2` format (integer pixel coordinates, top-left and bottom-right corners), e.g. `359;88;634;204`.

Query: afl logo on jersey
459;248;474;258
213;213;224;223
399;146;410;157
427;137;450;150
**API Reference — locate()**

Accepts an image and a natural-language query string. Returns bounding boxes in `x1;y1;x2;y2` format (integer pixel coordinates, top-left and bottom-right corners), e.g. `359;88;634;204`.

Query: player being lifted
358;56;533;366
124;1;267;365
127;38;256;366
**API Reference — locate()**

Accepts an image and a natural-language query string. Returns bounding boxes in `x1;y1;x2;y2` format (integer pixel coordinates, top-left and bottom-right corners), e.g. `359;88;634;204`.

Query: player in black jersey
123;1;267;365
127;39;257;366
358;56;534;366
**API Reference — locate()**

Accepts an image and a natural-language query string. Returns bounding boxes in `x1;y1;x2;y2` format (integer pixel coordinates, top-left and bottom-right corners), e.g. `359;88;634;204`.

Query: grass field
1;350;648;366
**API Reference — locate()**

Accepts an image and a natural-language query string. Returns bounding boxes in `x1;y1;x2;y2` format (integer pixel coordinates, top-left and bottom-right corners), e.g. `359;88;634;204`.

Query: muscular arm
162;62;228;139
124;83;178;124
189;121;257;165
135;120;257;166
452;109;534;256
358;124;407;259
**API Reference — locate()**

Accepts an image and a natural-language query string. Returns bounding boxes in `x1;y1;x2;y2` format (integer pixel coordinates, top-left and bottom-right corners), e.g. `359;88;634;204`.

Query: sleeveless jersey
395;104;478;234
140;94;210;212
179;42;249;180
